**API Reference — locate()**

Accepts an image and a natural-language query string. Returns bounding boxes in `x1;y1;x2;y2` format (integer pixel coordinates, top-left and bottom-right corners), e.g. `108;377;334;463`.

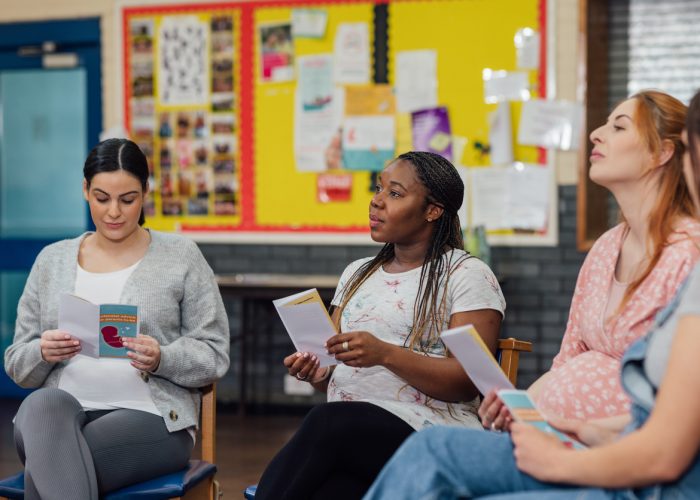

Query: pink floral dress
535;219;700;419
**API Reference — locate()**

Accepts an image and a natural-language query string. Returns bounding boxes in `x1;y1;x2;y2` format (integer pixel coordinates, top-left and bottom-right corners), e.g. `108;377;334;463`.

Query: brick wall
199;185;586;405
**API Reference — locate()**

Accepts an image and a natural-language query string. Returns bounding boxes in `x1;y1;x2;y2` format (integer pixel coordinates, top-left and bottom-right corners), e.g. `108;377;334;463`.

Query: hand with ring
326;331;394;368
478;390;513;432
283;351;322;383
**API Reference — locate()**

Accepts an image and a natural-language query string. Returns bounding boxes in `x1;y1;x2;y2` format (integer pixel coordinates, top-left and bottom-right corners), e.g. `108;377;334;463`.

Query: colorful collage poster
127;12;239;228
259;22;295;83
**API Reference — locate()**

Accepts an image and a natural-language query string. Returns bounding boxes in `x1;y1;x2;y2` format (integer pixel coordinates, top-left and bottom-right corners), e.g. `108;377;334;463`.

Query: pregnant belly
535;350;630;420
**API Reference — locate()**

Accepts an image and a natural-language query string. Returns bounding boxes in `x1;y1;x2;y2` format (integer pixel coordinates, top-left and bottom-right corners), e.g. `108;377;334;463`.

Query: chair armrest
497;338;533;386
497;338;533;353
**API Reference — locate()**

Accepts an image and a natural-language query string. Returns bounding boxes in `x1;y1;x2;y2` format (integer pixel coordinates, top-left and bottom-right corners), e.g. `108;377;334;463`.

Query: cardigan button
169;410;178;421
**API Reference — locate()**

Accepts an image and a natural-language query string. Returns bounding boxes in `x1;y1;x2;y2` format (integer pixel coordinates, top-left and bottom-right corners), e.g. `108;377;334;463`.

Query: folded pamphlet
58;293;139;359
273;288;337;367
440;324;514;395
497;389;586;449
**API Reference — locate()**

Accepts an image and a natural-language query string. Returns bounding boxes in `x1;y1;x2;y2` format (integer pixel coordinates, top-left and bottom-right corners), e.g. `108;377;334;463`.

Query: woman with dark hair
4;138;230;500
255;151;506;500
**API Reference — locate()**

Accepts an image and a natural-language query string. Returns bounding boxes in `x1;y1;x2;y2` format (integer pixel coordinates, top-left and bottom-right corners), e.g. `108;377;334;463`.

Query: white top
604;277;628;324
58;260;160;416
329;249;506;430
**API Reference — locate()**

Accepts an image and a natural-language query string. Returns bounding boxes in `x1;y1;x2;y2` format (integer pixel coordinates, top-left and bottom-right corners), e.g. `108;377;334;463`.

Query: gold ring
342;340;350;351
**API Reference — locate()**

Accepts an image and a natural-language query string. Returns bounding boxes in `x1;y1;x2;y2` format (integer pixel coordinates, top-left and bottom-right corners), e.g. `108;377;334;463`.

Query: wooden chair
497;337;533;386
0;384;221;500
243;338;534;499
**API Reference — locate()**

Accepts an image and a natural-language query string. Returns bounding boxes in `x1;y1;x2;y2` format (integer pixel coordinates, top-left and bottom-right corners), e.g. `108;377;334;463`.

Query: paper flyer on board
517;99;583;151
294;55;344;172
58;294;139;359
469;164;550;231
333;23;370;84
411;107;453;161
395;50;438;113
342;116;395;172
273;289;338;367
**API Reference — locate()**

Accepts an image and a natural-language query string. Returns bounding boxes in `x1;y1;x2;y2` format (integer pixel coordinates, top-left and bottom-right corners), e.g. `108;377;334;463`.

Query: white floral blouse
328;249;506;430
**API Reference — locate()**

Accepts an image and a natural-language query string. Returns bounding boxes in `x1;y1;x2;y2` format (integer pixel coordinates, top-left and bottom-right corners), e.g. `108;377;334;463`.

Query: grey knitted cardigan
4;231;230;432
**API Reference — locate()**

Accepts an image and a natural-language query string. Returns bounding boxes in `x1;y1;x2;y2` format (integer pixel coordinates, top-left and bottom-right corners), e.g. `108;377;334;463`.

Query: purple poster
411;106;453;161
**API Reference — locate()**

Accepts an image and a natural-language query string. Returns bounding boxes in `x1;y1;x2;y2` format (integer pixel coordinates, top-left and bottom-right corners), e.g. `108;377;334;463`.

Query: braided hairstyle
334;151;469;353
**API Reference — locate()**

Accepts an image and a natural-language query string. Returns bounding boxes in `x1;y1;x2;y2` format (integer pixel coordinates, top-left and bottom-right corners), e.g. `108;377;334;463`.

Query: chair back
497;337;533;385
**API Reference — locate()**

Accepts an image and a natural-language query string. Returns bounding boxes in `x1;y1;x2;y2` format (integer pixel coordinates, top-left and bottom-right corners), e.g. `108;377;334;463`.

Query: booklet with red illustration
58;293;139;359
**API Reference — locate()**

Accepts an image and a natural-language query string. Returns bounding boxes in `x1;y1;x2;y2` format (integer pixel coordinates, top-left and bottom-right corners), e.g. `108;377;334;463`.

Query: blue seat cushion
0;460;216;500
244;484;257;499
0;471;23;500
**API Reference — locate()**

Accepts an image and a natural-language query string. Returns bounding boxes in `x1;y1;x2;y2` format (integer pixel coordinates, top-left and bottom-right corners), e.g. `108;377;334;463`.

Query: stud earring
426;218;432;222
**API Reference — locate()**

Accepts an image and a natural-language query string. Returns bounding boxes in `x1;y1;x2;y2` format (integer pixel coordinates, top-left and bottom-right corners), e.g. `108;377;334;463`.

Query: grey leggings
14;388;193;500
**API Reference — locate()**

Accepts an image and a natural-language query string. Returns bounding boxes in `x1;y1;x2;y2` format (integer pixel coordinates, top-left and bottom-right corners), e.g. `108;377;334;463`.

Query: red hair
620;90;693;307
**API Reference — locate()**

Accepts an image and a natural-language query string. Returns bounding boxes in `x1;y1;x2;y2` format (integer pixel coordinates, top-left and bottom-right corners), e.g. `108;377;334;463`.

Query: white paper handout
469;163;551;231
333;23;371;84
292;9;328;38
514;28;540;70
488;101;514;165
395;50;438;113
506;163;550;230
273;289;338;367
469;167;510;230
483;69;530;104
441;324;514;395
518;99;583;151
59;294;100;358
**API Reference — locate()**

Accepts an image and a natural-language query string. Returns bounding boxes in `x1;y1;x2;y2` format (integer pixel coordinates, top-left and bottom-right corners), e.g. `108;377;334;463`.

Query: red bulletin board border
122;0;548;234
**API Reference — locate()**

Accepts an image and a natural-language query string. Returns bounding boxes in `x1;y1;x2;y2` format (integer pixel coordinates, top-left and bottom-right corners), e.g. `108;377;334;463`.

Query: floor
0;398;303;499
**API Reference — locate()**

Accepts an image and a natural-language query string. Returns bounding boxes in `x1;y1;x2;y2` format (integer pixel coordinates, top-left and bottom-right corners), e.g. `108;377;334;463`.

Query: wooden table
216;273;339;414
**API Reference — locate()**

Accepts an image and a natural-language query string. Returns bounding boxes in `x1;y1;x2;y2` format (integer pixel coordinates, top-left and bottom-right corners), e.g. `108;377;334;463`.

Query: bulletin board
120;0;552;244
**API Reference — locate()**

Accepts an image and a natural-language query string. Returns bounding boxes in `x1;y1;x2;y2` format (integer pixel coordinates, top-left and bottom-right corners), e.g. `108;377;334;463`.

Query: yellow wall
0;0;581;185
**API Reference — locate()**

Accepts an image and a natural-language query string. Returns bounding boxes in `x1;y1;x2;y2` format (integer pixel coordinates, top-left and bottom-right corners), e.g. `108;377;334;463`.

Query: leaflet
440;324;514;395
273;288;337;367
498;389;586;449
58;293;139;359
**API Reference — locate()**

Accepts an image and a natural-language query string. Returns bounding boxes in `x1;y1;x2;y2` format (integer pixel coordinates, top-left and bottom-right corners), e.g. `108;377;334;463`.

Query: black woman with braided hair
255;151;506;500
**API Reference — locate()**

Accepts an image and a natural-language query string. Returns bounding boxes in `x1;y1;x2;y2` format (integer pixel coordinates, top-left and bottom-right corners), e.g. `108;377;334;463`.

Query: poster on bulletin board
120;0;552;244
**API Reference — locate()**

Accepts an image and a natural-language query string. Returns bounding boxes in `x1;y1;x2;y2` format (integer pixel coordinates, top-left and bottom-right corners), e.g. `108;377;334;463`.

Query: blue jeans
362;427;616;500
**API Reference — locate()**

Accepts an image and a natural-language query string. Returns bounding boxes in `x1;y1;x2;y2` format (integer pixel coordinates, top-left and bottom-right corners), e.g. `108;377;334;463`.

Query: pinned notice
518;99;583;151
483;69;530;103
514;28;540;70
396;50;438;113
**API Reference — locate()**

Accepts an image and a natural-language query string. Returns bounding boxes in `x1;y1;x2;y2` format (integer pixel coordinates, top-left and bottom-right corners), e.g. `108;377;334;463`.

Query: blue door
0;18;101;397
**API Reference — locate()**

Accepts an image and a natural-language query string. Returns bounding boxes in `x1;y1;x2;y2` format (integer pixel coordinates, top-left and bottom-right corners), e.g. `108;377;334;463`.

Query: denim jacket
618;278;700;499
